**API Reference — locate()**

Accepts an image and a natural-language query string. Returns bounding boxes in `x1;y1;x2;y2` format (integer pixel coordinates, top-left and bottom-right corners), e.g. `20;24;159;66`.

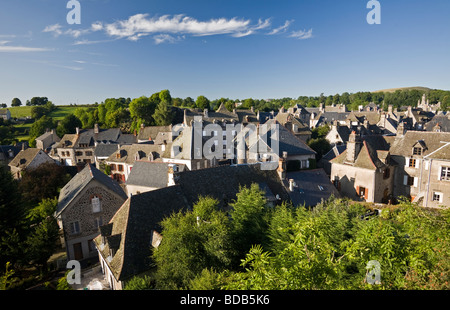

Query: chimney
94;123;99;134
319;103;324;113
346;131;361;164
76;127;80;135
289;179;295;192
204;109;209;118
397;122;406;137
277;155;287;180
167;163;178;186
183;109;188;126
250;106;254;113
388;105;393;114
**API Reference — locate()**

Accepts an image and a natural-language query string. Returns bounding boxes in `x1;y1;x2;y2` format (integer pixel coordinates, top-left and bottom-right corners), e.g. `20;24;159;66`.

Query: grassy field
9;105;79;142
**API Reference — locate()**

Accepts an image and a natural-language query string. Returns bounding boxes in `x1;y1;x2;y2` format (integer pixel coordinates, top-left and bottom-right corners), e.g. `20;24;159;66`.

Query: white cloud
289;29;313;40
43;24;63;37
268;20;293;35
91;22;103;31
103;14;271;41
0;41;52;52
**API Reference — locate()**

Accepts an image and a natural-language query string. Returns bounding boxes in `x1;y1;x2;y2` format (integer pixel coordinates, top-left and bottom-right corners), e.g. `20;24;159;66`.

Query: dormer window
413;147;422;156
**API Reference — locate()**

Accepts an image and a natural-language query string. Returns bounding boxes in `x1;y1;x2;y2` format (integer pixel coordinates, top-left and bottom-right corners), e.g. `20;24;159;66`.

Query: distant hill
373;86;431;93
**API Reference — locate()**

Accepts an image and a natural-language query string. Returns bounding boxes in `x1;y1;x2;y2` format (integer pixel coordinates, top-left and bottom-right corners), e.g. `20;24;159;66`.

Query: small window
85;151;93;156
383;168;390;179
118;165;124;172
358;187;366;197
409;158;416;168
413;147;422;156
70;221;80;235
92;196;101;213
94;217;103;229
432;192;443;203
406;176;415;186
440;166;450;181
110;164;116;171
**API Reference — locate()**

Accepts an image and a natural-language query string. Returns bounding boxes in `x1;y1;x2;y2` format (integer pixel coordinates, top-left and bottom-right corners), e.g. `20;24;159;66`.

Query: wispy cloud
41;14;312;45
289;29;313;40
0;41;53;53
268;20;293;35
102;14;272;41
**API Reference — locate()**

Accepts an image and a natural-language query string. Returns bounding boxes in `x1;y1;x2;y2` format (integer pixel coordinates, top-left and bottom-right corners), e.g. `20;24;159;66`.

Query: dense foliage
148;185;450;290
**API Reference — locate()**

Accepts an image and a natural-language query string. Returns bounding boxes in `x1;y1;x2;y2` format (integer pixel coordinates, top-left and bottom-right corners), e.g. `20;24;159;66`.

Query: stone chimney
346;131;361;164
397;122;406;137
388;105;393;114
277;155;287;180
204;109;209;118
167;163;178;186
94;123;99;134
76;127;80;135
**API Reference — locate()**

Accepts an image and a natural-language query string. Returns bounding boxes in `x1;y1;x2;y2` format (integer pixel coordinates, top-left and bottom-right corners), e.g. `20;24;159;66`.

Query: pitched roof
331;135;393;170
263;120;316;156
106;144;165;164
285;169;340;207
137;126;172;142
126;161;186;188
390;131;450;157
56;164;127;216
425;115;450;132
94;185;190;281
8;148;51;169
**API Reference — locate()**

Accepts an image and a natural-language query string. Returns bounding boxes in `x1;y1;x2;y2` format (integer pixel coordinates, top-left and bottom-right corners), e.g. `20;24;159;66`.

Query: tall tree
195;95;210;110
56;114;82;137
11;98;22;107
153;100;174;126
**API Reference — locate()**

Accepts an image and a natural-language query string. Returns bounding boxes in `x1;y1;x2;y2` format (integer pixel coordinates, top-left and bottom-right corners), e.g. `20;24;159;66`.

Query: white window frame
440;166;450;181
432;192;443;203
92;196;101;213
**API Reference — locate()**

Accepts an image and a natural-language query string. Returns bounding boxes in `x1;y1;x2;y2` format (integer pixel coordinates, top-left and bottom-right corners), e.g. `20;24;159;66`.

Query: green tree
0;166;27;268
153;100;174;126
19;163;71;205
230;184;269;260
11;98;22;107
195;95;210;110
28;116;56;147
129;96;158;126
56;114;82;137
25;216;60;275
153;196;233;289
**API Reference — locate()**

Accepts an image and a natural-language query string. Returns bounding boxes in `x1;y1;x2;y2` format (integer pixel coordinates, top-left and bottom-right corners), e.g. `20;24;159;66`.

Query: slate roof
262;119;316;156
106;144;165;164
8;148;52;169
285;169;340;207
56;128;126;149
94;185;190;282
137;126;172;142
331;135;393;170
390;131;450;157
94;163;292;281
424;115;450;132
126;161;186;188
94;144;121;158
56;164;127;216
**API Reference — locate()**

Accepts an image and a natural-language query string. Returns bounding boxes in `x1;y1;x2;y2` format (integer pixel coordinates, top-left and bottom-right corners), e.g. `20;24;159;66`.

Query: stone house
52;125;137;167
0;109;11;121
330;132;396;203
94;163;291;289
8;147;56;180
35;129;60;152
105;144;166;183
389;131;450;207
55;164;128;262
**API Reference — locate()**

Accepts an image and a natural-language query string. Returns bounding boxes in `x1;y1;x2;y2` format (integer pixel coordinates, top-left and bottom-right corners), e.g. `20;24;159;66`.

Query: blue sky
0;0;449;106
